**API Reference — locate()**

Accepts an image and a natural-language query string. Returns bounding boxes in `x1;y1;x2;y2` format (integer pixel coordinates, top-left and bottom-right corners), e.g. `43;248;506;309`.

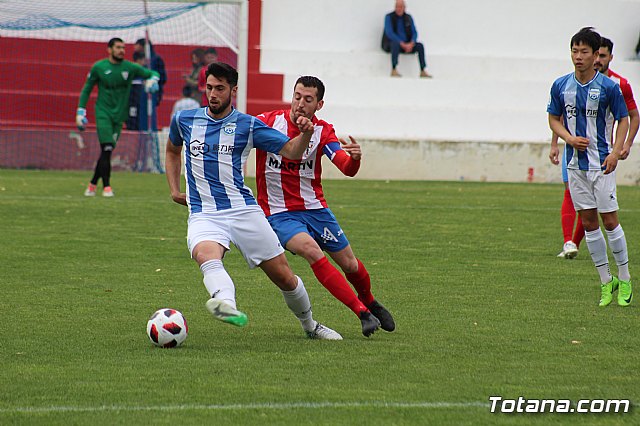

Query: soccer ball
147;308;188;348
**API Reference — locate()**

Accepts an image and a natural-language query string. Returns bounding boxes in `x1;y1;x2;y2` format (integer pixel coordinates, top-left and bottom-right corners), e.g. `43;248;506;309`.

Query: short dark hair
294;76;325;101
570;27;601;53
600;36;614;54
108;37;124;48
132;51;145;62
135;38;146;46
205;47;218;55
182;85;193;97
192;48;206;62
205;62;238;88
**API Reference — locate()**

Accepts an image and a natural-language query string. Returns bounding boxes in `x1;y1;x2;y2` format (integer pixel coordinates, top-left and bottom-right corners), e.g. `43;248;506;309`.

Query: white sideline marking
0;401;488;414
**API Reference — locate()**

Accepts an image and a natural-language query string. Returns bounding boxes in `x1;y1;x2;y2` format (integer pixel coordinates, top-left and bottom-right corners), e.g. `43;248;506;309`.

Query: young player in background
165;63;341;340
547;27;631;307
76;37;160;197
255;76;395;337
549;35;638;260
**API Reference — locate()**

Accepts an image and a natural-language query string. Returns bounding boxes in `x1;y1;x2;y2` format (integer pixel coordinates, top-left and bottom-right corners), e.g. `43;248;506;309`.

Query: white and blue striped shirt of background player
547;71;628;172
169;107;289;214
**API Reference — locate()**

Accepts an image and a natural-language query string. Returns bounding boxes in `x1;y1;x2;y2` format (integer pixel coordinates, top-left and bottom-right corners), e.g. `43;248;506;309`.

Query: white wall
261;0;640;59
256;0;640;182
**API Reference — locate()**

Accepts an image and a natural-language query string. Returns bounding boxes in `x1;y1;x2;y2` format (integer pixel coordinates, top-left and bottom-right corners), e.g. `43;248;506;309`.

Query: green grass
0;169;638;425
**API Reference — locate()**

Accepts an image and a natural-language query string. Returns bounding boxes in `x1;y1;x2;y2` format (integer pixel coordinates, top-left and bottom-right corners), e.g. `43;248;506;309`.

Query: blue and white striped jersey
547;72;628;171
169;107;290;214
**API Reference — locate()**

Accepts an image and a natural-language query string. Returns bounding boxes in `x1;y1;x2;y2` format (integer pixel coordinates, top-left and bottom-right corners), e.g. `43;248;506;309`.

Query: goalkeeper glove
144;75;160;94
76;108;88;131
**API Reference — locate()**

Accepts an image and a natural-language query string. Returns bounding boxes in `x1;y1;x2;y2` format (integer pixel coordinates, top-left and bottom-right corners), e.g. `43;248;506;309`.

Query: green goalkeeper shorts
96;116;123;145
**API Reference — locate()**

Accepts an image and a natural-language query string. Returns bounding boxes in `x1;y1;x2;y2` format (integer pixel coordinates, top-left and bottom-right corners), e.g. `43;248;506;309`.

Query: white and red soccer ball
147;308;188;348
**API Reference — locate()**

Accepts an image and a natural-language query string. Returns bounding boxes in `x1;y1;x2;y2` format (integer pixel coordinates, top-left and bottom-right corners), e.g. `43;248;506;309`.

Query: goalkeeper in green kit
76;37;160;197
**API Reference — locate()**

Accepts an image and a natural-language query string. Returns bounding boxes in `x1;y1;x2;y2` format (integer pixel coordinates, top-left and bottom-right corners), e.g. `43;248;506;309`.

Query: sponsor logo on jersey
214;144;234;155
268;156;314;171
121;71;129;80
565;104;576;119
588;88;600;101
223;123;236;135
586;109;598;117
189;139;207;157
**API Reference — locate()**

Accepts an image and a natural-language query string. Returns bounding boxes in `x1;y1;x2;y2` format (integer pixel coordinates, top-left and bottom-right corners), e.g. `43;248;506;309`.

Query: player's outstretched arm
165;139;187;206
279;116;313;159
331;135;362;177
549;114;589;151
75;108;88;131
603;116;629;174
621;108;639;159
339;136;362;161
76;67;97;131
145;74;161;93
549;132;560;165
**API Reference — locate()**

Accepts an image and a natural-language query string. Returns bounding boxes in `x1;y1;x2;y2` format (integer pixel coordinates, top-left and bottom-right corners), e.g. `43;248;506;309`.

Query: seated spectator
382;0;432;78
197;47;219;106
171;85;201;121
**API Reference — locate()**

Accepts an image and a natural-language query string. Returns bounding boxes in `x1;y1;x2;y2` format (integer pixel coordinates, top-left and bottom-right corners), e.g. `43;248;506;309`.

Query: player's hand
145;76;160;93
295;116;313;133
171;192;187;206
75;108;88;131
567;135;589;151
549;145;559;165
620;144;631;160
602;152;620;174
339;135;362;161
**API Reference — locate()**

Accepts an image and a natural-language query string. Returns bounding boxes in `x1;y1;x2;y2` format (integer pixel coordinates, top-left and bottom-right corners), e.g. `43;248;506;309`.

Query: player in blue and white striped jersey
548;27;632;307
165;62;342;339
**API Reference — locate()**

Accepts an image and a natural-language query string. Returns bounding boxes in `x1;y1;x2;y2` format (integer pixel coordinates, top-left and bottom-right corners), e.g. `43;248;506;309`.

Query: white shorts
187;205;284;269
568;169;618;213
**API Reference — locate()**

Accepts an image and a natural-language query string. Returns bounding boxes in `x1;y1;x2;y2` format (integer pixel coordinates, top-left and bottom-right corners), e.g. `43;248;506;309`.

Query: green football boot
599;277;619;307
618;279;633;307
205;298;248;327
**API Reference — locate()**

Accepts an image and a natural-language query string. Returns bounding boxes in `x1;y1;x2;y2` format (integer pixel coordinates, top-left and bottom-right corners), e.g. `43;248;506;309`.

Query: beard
208;96;231;115
111;54;124;63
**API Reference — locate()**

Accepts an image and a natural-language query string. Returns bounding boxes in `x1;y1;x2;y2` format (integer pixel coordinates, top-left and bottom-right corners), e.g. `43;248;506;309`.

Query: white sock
606;225;630;282
280;276;316;332
200;259;237;309
585;228;612;284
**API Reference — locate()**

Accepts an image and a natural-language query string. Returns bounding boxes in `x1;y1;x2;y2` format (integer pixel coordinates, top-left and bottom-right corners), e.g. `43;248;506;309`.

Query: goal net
0;0;247;173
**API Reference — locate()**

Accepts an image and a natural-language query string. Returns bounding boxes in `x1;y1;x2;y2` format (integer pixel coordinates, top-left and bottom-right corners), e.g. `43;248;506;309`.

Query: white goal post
149;0;249;112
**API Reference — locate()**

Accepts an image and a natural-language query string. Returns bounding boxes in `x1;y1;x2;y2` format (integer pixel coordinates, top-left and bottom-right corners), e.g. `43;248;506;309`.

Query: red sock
573;216;585;248
345;259;375;306
561;189;576;242
311;257;367;317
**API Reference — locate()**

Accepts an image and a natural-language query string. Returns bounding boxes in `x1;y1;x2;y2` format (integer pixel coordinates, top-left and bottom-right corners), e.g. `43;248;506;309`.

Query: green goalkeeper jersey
78;59;160;123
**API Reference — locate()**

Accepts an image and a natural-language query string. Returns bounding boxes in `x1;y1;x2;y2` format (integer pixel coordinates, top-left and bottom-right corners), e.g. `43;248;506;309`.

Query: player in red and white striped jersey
595;37;638;159
255;76;395;337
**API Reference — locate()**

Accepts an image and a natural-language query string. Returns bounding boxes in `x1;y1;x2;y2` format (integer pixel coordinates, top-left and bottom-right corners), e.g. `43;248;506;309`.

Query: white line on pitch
0;401;488;414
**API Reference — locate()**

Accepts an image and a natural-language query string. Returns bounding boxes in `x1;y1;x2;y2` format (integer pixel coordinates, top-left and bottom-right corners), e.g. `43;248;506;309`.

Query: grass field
1;169;638;425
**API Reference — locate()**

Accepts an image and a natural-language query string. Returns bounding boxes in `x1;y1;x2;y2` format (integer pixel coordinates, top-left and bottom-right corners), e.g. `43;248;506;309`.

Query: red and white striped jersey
255;110;358;216
606;69;637;113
